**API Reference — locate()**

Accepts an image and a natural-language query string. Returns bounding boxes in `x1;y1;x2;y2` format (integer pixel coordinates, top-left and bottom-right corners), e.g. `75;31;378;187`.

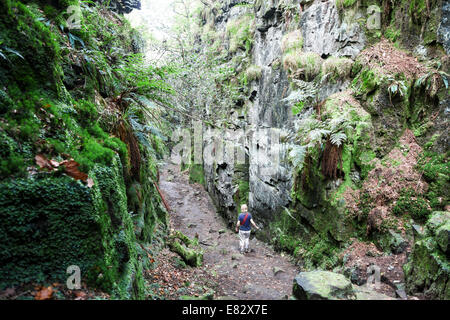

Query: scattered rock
388;230;408;254
231;254;243;261
343;266;366;286
395;288;408;300
436;222;450;255
293;271;355;300
218;229;226;234
187;223;197;228
366;250;382;257
404;213;450;299
426;211;450;233
272;267;285;276
180;289;215;300
412;224;426;239
216;296;238;300
353;285;396;300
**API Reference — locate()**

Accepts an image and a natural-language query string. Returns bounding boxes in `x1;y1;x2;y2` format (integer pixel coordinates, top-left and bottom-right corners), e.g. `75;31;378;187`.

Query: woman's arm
250;219;260;230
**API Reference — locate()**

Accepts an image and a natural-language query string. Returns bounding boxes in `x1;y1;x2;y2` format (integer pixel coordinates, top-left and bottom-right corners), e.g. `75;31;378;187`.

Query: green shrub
392;189;431;221
0;154;25;178
336;0;357;9
321;57;353;82
416;150;449;210
245;64;262;82
283;50;323;81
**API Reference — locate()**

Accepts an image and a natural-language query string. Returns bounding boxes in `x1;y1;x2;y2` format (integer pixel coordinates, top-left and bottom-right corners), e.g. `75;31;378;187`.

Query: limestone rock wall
194;0;449;299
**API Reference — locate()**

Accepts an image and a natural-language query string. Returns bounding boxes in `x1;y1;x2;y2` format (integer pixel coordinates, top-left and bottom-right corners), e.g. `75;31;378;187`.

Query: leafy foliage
414;70;449;98
387;77;408;101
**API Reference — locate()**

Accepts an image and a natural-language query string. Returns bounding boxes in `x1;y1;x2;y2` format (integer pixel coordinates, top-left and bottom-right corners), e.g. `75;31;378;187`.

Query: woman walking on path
235;204;260;254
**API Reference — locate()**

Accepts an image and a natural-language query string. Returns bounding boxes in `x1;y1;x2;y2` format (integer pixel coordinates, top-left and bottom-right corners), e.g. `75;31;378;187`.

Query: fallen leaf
74;291;87;300
35;154;53;170
49;160;60;168
61;160;88;181
35;286;53;300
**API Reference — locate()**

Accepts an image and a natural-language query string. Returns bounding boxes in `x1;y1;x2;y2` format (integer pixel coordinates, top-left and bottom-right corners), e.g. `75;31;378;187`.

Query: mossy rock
373;229;408;254
436;223;450;255
426;211;450;235
404;237;450;299
293;271;355;300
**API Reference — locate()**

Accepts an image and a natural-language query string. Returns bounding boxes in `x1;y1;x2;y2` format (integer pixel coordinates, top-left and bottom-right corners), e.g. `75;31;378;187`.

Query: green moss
237;179;249;207
392;188;431;222
352;67;381;98
189;163;205;185
0;154;25;178
0;1;169;299
409;0;427;22
0;154;157;298
269;208;305;254
416;149;449;211
384;26;401;43
404;237;450;299
0;176;104;289
245;65;262;82
336;0;357;9
226;13;255;54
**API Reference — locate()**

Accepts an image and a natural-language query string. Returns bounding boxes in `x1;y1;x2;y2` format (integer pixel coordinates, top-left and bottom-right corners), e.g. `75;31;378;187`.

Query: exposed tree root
168;230;203;267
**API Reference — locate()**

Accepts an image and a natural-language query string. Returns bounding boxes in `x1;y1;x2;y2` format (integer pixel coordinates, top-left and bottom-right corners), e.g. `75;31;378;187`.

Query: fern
414;70;450;97
327;114;351;132
289;145;307;170
307;128;330;144
387;77;407;99
0;42;25;62
330;131;347;146
283;80;318;117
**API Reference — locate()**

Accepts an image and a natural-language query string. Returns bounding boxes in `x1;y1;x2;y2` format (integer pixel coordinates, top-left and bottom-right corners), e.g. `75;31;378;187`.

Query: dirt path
158;162;299;300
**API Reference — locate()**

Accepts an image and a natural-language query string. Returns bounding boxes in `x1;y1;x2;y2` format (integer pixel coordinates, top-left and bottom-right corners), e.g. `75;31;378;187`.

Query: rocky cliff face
193;0;449;299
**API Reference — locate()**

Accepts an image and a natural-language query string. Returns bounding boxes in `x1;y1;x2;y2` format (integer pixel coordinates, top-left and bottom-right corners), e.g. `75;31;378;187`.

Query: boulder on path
293;271;355;300
273;267;285;276
352;285;396;300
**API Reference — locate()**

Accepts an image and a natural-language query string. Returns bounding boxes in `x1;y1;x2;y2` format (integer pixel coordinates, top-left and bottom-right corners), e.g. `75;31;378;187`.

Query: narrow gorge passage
158;161;299;300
